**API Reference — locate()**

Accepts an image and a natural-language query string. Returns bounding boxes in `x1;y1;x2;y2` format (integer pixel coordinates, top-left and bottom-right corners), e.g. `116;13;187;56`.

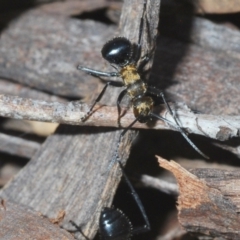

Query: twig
0;94;239;141
156;225;186;240
138;174;178;196
0;133;40;158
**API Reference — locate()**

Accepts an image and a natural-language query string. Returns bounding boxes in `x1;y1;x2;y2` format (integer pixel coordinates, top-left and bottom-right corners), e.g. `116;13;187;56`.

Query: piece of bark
178;158;240;172
0;9;115;98
157;15;240;116
158;156;240;239
190;168;240;213
195;0;240;14
0;0;113;29
138;158;240;196
0;163;21;187
0;78;66;102
0;199;75;240
0;95;239;142
39;0;110;16
1;117;57;139
162;0;240;14
38;0;122;25
0;1;161;240
0;133;40;158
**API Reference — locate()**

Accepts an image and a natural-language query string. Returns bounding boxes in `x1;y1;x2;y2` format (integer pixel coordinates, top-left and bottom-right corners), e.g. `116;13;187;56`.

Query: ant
77;0;208;164
69;162;150;239
99;162;150;239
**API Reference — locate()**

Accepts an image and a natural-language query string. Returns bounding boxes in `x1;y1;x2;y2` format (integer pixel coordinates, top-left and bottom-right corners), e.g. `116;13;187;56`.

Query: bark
158;156;240;240
0;200;75;240
0;95;239;142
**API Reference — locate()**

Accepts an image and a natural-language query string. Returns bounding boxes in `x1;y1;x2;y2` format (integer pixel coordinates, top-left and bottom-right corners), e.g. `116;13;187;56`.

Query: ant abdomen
133;96;154;123
101;37;133;66
99;207;132;240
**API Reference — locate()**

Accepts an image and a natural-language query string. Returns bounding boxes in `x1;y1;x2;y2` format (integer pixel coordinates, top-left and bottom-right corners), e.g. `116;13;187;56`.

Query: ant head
99;207;132;239
101;37;132;67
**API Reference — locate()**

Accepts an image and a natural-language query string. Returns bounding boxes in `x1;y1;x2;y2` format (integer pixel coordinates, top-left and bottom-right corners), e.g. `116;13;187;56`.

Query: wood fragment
157;15;240;116
39;0;109;16
0;133;40;158
158;156;240;239
0;78;66;102
190;168;240;213
0;199;75;240
196;0;240;14
50;210;66;225
0;9;115;98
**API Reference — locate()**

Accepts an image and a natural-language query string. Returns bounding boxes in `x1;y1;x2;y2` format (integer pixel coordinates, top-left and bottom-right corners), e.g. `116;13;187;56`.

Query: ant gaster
99;162;150;239
78;0;208;162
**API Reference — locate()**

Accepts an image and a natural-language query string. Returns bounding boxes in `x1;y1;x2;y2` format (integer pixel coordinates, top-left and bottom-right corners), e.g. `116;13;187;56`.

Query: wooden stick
0;94;239;141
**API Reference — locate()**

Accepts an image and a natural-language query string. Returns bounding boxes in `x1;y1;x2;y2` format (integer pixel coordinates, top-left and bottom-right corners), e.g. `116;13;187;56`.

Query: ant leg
137;52;150;72
117;89;128;127
81;81;123;122
148;87;209;159
68;221;90;240
137;46;155;73
150;112;209;159
78;65;120;77
106;117;139;173
118;162;150;234
148;86;182;125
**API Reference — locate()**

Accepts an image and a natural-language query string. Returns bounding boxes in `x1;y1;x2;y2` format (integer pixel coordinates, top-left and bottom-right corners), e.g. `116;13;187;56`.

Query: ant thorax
120;64;140;86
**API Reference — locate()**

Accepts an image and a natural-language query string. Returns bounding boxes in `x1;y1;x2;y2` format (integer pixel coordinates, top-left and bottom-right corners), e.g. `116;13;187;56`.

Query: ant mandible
77;0;208;162
99;162;150;239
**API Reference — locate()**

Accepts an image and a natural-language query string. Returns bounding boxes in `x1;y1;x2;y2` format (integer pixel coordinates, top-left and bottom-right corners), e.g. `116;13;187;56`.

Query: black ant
69;162;150;239
77;0;208;163
99;162;150;239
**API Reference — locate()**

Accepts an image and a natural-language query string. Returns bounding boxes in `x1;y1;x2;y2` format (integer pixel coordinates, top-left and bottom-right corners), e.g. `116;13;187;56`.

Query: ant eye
101;37;132;66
